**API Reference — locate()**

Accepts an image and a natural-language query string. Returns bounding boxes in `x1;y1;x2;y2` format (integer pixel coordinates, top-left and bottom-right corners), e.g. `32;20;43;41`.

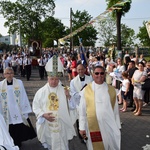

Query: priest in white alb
0;67;36;148
79;66;121;150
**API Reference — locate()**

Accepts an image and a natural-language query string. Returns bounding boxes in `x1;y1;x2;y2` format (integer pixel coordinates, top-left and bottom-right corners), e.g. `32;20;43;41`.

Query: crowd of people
0;47;150;150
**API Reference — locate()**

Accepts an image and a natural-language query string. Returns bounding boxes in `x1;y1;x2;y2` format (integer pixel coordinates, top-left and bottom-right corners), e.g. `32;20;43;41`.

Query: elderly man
70;64;93;108
69;63;93;140
79;66;121;150
32;55;76;150
0;67;36;147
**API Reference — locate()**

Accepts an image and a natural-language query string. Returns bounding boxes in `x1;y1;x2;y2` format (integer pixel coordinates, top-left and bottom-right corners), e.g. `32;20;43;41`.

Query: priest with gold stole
79;66;121;150
0;67;36;148
32;55;76;150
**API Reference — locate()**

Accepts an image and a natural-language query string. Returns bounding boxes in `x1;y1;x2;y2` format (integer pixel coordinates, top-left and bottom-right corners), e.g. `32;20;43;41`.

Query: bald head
77;64;86;77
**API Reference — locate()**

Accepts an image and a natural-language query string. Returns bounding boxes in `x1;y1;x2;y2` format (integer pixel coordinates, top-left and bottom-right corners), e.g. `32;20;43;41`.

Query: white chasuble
0;114;19;150
79;82;121;150
46;87;61;150
33;82;76;150
0;78;32;127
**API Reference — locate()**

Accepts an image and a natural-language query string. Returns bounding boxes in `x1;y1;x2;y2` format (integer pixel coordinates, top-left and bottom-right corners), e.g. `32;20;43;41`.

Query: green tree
72;10;97;46
97;14;116;47
0;0;55;44
137;21;150;47
121;24;136;47
39;16;66;47
106;0;132;50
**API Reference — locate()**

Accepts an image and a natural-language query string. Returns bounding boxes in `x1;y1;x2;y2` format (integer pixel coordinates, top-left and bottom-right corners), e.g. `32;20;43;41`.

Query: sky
0;0;150;43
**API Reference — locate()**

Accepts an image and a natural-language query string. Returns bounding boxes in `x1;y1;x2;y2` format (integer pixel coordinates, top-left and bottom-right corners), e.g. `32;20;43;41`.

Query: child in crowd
120;71;130;112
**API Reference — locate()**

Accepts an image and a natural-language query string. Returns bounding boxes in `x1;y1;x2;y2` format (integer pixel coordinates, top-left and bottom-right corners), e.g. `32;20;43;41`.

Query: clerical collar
80;76;85;81
7;80;13;85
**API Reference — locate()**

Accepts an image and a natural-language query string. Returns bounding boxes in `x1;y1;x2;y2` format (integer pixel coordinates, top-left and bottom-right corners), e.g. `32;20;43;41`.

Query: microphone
82;134;88;143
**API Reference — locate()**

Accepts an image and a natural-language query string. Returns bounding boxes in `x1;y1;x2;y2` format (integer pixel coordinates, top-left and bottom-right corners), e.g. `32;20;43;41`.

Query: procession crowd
0;47;150;150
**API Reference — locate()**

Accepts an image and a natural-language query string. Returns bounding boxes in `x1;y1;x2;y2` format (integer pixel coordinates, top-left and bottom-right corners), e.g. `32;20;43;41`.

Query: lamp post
18;15;22;47
70;8;73;53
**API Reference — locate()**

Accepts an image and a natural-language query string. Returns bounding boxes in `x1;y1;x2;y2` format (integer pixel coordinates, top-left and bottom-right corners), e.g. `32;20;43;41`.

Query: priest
32;55;76;150
79;66;121;150
0;67;36;147
69;63;93;140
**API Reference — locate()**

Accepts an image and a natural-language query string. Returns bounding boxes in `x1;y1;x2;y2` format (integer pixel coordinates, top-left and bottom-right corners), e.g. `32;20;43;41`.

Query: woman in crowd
132;62;147;116
66;56;72;81
124;56;131;71
71;56;77;78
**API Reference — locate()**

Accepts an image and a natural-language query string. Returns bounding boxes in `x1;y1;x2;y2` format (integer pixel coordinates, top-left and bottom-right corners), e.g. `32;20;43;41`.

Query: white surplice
0;78;32;126
79;82;121;150
32;82;76;150
69;74;93;124
70;74;93;105
0;114;19;150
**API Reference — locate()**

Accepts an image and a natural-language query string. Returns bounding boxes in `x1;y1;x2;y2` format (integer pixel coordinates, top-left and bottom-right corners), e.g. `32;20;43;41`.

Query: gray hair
4;67;14;74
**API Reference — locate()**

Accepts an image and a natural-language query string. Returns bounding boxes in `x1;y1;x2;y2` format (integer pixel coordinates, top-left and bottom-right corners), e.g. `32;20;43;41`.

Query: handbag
142;78;150;90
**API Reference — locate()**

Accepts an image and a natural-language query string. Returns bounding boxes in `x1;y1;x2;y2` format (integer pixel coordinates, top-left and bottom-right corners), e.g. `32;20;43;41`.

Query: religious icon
48;92;59;111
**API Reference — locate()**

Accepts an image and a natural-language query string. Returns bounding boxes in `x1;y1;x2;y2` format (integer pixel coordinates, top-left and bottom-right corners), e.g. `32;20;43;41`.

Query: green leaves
137;21;150;47
106;0;132;50
39;16;66;47
0;0;55;42
72;10;97;46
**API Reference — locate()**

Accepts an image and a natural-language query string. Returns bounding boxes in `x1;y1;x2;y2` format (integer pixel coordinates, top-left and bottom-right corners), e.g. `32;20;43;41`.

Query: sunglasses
94;72;105;75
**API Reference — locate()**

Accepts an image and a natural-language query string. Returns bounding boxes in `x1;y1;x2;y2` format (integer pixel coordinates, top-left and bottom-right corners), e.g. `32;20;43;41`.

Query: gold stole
1;78;20;127
84;83;116;150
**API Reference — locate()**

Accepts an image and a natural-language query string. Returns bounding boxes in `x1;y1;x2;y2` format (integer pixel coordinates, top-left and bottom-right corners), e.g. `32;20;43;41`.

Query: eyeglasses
5;73;13;75
94;72;105;75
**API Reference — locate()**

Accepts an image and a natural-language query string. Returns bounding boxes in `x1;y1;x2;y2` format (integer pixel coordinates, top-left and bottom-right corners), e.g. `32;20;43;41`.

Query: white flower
146;135;150;138
142;144;150;150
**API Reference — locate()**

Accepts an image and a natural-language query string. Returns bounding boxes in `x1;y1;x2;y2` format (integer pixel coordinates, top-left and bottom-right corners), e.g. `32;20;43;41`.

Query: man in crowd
37;55;46;80
0;67;36;147
33;55;76;150
24;54;32;81
79;66;121;150
127;60;138;109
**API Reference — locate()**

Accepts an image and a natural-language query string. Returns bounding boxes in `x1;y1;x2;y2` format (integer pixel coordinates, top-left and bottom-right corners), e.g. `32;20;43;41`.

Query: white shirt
121;79;130;92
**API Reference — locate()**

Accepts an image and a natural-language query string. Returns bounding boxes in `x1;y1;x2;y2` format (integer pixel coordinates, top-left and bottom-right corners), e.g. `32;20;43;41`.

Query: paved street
12;68;150;150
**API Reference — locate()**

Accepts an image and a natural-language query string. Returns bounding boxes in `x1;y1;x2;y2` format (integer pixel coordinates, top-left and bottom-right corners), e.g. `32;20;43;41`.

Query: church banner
146;21;150;39
58;1;129;44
